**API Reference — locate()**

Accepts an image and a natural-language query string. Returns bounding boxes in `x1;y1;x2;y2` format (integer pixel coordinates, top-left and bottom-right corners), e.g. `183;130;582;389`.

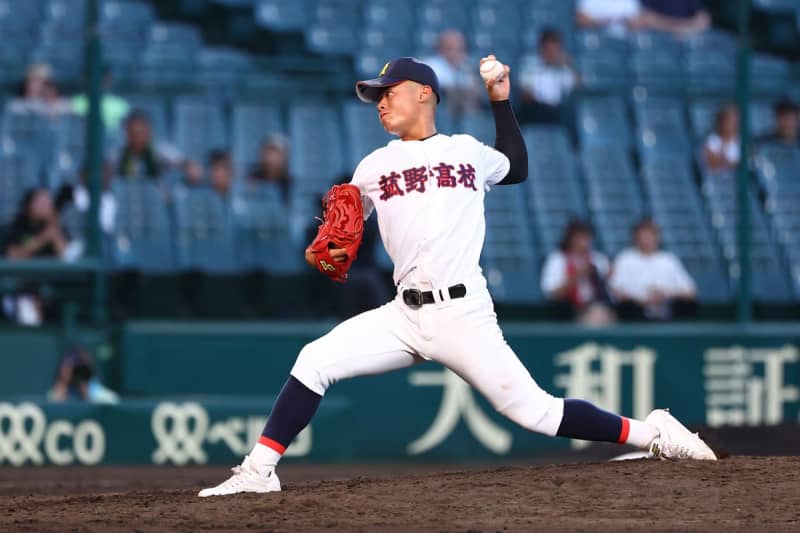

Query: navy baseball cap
356;57;440;104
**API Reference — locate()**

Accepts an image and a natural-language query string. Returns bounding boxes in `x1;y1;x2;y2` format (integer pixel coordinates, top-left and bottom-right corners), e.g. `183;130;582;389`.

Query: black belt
402;284;467;308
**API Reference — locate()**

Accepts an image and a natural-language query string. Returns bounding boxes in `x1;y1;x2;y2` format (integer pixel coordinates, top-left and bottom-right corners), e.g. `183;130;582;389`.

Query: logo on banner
0;402;105;466
554;343;656;449
704;345;799;427
151;402;312;465
407;369;512;455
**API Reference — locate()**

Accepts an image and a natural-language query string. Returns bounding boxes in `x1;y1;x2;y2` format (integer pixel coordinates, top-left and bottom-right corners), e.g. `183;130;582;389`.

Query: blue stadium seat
575;31;632;91
112;181;175;272
231;103;283;178
630;32;685;93
173;97;228;164
363;1;414;27
577;95;632;148
306;25;360;55
461;111;494;145
633;96;691;158
288;102;345;193
524;126;586;252
750;54;792;96
0;150;38;226
43;0;87;38
255;0;310;31
172;186;238;273
683;30;737;94
483;186;541;304
342;100;392;172
195;46;253;94
581;145;643;255
0;0;42;42
1;102;58;183
31;38;83;85
232;184;303;273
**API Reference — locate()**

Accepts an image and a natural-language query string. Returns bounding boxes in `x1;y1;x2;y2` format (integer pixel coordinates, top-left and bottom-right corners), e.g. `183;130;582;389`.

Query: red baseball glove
306;184;364;283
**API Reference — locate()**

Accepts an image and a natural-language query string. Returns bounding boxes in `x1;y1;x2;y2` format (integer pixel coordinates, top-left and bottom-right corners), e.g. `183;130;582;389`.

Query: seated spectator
248;134;293;203
518;28;578;125
756;98;799;148
49;346;119;404
576;0;645;38
610;218;696;320
114;110;201;182
639;0;710;37
541;220;615;326
71;65;130;136
11;63;71;116
3;189;72;326
424;29;482;118
702;104;740;174
208;150;233;199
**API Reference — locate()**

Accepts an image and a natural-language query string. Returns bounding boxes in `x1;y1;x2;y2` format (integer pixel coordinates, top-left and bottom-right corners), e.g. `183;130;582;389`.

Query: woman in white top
702;104;740;174
610;218;696;320
541;219;614;325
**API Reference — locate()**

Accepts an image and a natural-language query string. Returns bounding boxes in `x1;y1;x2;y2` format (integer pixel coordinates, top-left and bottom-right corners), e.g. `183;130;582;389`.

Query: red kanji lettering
432;162;456;188
402;166;428;193
457;163;477;191
378;171;404;201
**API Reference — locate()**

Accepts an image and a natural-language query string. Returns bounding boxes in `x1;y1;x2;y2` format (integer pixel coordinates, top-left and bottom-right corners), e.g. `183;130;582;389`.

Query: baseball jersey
351;133;510;288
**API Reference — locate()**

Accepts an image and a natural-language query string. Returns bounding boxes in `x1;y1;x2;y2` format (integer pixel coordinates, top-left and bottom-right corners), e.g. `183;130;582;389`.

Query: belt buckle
403;289;423;309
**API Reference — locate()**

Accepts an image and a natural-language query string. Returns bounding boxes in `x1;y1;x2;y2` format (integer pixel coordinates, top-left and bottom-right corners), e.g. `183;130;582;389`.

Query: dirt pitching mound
2;456;798;531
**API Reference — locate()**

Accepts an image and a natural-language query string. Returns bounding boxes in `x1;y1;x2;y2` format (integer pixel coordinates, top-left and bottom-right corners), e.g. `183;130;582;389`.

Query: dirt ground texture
1;456;798;532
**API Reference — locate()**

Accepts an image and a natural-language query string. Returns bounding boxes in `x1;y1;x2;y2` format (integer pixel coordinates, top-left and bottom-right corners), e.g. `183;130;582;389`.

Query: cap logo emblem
379;62;389;76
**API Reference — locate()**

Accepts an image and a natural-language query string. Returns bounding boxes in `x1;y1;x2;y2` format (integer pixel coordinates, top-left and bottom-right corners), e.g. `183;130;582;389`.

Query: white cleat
198;455;281;497
645;409;717;461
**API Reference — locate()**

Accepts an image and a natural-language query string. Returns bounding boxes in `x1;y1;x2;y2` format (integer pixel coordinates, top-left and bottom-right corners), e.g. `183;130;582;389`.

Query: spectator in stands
702;104;740;174
114;110;202;182
757;98;799;148
208;150;233;199
424;29;482;118
248;134;293;203
3;188;71;326
55;162;117;235
639;0;711;37
576;0;646;38
71;65;130;135
517;28;578;125
541;219;615;326
13;63;71;116
610;218;696;320
49;345;119;404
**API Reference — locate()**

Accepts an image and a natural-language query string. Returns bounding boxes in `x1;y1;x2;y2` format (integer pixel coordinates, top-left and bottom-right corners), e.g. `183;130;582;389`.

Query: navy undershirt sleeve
491;100;528;185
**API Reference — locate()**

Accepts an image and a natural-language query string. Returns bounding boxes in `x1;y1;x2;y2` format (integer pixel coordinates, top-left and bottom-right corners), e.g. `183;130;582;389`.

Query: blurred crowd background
0;0;799;331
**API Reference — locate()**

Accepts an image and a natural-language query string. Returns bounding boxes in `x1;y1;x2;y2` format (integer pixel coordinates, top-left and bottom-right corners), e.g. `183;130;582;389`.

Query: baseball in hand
480;59;505;83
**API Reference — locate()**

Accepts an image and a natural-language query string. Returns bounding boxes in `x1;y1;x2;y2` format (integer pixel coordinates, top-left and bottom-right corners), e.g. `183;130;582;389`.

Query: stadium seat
577;95;632;148
172;186;238;272
633;96;691;158
1;102;58;182
288;102;345;192
630;32;685;93
575;31;632;91
750;54;792;96
581;145;643;255
483;186;541;304
462;111;495;145
111;181;175;272
683;31;737;94
231;103;283;178
364;1;414;27
173;97;228;164
306;25;361;55
342;100;392;172
195;46;253;93
255;0;310;31
0;150;38;227
232;184;303;273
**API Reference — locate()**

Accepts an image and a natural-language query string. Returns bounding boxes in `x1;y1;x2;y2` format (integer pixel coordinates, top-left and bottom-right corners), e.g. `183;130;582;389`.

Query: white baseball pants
290;281;565;437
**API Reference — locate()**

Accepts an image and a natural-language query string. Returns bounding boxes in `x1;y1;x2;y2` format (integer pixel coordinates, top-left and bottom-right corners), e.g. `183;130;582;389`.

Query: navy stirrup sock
260;375;322;451
556;398;628;443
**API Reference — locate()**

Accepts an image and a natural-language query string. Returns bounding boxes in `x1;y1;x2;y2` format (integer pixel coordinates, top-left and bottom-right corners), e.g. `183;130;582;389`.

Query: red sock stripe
617;417;631;444
258;435;287;454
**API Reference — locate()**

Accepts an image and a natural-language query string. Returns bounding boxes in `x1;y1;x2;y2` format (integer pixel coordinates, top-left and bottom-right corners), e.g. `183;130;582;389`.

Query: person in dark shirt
640;0;710;37
208;150;234;198
757;99;800;148
248;134;293;204
5;188;69;260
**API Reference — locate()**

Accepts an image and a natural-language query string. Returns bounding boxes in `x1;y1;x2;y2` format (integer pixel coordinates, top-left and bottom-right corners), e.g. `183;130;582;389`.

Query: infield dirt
1;456;798;531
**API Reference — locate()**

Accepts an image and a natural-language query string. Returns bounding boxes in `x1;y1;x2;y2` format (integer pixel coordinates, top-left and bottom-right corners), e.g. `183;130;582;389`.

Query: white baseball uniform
291;133;565;437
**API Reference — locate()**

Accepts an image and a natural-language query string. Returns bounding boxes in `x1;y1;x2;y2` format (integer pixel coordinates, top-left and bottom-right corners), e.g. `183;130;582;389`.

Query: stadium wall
0;323;797;466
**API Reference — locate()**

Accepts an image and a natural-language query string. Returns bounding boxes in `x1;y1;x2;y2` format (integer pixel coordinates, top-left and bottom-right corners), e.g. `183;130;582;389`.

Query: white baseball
479;59;505;82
